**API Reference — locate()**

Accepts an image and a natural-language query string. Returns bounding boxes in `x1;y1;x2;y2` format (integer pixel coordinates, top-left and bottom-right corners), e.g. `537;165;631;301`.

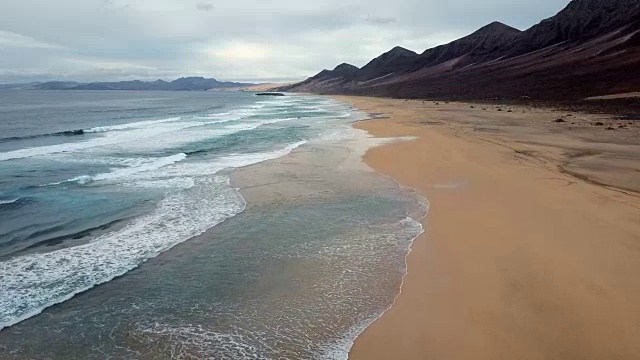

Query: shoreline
228;111;430;359
0;94;427;358
336;96;640;360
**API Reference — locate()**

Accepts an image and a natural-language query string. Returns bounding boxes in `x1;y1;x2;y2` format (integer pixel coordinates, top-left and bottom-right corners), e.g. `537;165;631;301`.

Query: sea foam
0;198;19;205
84;117;181;133
0;140;307;331
0;113;297;162
66;153;187;185
0;176;245;331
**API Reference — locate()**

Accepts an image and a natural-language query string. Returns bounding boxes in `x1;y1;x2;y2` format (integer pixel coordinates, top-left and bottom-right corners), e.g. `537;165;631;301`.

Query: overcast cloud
0;0;567;83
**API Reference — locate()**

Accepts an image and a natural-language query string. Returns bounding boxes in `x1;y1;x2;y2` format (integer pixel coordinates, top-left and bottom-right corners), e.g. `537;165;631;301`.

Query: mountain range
0;77;254;91
280;0;640;101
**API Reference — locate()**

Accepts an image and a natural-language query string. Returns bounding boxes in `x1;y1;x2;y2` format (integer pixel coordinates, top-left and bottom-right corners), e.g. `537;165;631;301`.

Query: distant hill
280;0;640;101
32;81;82;90
0;82;50;90
2;77;255;91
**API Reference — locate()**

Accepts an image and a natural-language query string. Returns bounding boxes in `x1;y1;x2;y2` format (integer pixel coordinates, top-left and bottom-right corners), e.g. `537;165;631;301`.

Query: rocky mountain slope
281;0;640;100
357;46;418;81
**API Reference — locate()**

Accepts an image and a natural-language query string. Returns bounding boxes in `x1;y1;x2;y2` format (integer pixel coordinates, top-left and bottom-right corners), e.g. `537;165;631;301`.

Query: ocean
0;90;427;359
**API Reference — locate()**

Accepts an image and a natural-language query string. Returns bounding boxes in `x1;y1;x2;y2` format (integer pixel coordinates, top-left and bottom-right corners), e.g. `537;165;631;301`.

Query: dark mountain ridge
280;0;640;101
406;21;522;72
357;46;419;81
508;0;640;57
283;63;360;93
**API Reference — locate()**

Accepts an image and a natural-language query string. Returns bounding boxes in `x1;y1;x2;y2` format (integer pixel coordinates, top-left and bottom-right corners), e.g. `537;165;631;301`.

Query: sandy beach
338;96;640;360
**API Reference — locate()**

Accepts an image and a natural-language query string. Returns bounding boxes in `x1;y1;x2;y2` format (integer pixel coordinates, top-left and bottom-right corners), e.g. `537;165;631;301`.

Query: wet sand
225;83;290;92
338;97;640;360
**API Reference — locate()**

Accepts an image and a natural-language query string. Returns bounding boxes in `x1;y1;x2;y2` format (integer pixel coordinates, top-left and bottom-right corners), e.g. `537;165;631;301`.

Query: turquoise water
0;91;427;359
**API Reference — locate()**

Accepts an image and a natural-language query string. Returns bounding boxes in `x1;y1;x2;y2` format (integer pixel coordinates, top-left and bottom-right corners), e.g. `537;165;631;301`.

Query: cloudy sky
0;0;568;83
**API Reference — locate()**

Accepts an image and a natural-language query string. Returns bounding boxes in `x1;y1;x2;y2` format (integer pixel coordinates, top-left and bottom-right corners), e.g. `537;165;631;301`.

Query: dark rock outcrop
255;92;285;96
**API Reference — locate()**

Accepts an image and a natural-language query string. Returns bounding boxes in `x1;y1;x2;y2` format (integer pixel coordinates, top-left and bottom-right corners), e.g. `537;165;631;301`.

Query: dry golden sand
333;96;640;360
